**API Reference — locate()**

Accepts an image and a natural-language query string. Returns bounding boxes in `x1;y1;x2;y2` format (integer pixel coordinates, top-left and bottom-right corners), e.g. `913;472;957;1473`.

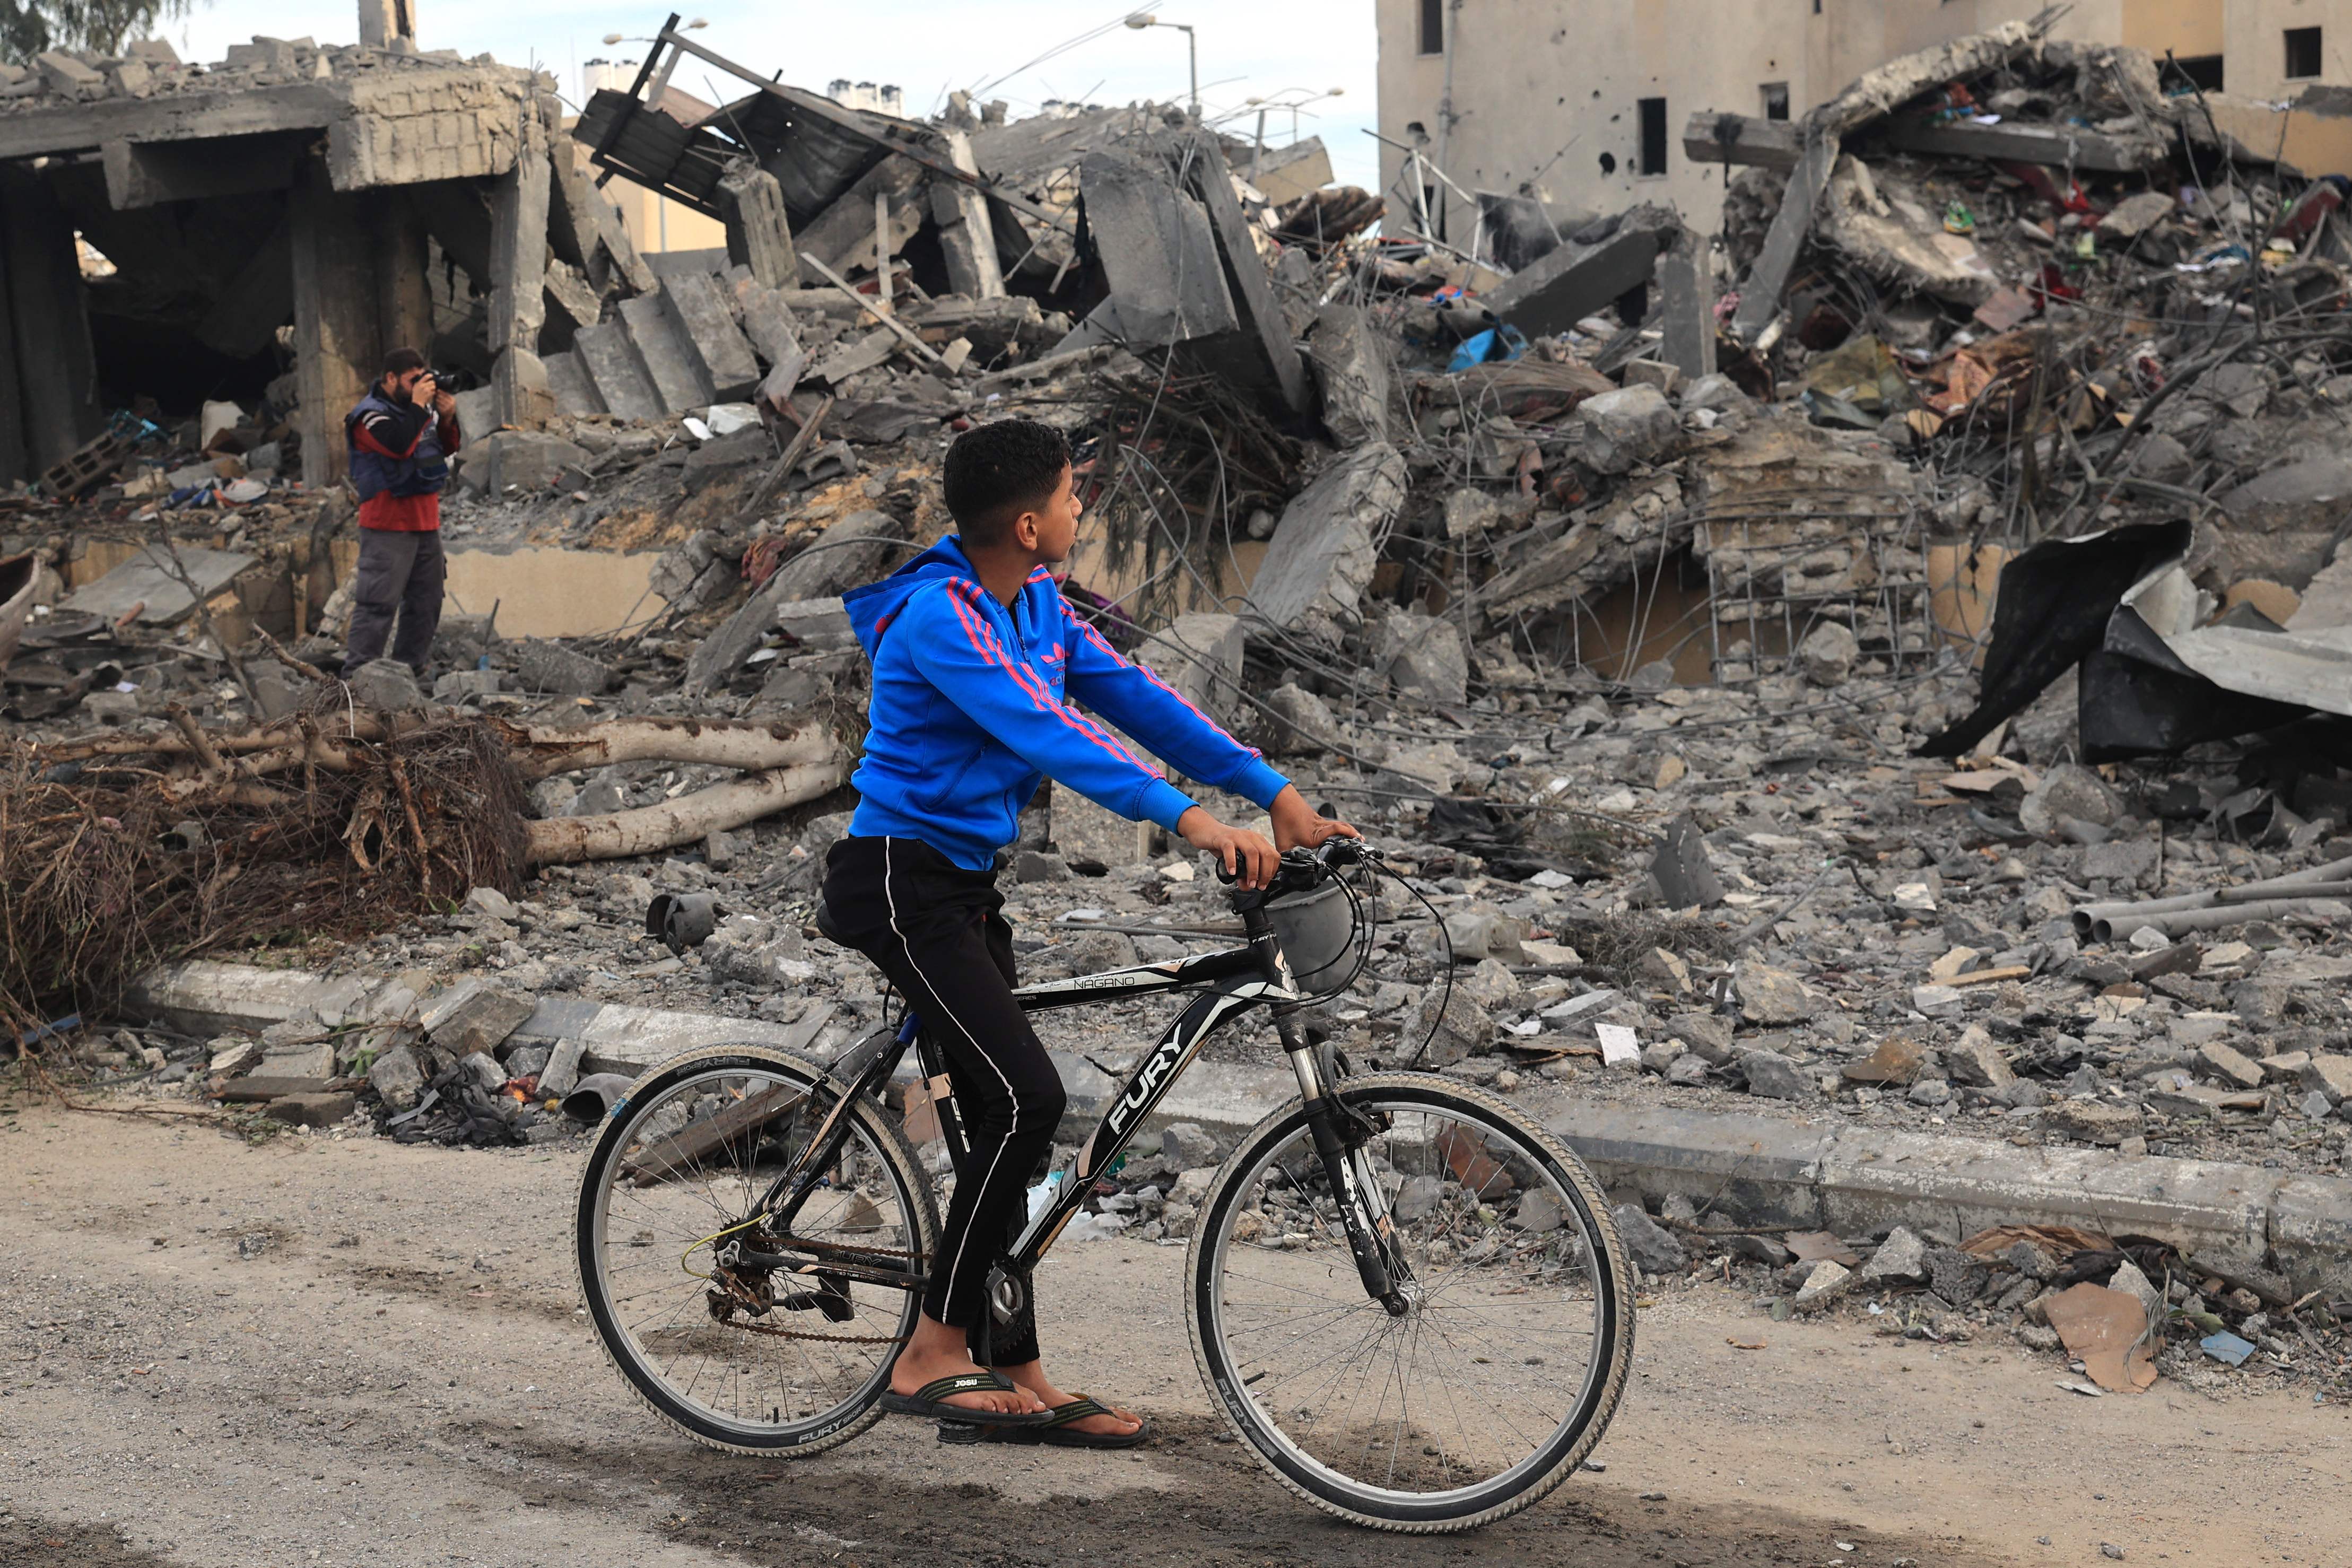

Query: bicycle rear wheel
574;1046;937;1456
1186;1074;1633;1531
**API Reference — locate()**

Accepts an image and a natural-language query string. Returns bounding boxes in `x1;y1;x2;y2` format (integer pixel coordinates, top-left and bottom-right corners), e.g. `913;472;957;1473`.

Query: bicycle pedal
935;1422;986;1446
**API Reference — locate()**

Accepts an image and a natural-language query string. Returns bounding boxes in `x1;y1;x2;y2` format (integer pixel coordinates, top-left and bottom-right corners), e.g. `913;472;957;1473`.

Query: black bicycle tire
573;1045;939;1457
1184;1074;1635;1532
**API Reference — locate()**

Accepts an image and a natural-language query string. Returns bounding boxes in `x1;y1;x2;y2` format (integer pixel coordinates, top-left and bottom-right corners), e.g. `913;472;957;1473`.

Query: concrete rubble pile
13;16;2352;1393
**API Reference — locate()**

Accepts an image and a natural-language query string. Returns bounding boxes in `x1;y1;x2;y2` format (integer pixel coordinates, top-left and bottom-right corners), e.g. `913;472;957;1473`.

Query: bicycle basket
1266;876;1360;995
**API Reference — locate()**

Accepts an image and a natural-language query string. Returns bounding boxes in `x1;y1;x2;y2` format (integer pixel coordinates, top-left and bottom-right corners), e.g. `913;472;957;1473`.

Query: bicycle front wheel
1186;1074;1634;1532
574;1046;937;1457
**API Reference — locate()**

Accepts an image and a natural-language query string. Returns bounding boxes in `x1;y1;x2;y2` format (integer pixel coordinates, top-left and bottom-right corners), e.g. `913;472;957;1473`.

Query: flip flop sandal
878;1370;1055;1427
961;1395;1152;1449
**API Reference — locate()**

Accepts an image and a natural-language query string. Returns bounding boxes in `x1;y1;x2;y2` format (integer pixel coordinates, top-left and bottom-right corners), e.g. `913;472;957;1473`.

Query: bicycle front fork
1280;1014;1412;1316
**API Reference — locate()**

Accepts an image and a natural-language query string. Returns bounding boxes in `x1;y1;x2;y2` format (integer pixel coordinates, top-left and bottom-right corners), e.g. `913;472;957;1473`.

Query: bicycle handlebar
1218;837;1381;900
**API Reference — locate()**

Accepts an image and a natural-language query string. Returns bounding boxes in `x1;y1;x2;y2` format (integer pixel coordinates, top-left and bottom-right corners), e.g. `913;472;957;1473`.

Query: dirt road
1;1105;2345;1567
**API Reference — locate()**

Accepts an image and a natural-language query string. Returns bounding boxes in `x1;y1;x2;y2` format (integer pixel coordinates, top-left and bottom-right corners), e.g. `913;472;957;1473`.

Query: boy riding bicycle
819;417;1355;1442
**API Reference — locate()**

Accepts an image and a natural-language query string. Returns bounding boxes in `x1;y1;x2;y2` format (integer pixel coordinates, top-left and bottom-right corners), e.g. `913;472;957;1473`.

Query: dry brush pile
3;683;852;1038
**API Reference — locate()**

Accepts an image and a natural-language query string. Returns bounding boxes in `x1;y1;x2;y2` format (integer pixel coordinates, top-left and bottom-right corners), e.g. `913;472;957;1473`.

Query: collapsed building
13;13;2352;1388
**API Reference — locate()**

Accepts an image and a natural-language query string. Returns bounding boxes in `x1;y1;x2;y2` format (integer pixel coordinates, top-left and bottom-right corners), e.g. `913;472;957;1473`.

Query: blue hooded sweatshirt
841;536;1289;870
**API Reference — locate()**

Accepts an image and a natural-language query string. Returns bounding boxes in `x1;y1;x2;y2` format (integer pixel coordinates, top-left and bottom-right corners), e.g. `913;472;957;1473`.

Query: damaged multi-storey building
0;7;600;491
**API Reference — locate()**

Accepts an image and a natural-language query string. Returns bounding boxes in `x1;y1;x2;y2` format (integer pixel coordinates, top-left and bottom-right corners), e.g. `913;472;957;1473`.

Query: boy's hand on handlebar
1176;807;1279;890
1268;784;1360;854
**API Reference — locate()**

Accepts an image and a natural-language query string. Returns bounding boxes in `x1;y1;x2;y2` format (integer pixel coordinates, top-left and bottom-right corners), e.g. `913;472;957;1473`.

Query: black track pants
821;835;1064;1364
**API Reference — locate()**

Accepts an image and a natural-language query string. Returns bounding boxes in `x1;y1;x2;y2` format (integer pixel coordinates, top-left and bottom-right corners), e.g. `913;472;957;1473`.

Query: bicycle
573;839;1634;1532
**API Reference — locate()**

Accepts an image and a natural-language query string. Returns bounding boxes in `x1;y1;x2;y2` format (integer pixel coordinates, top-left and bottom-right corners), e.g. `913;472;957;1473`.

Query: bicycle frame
744;856;1405;1317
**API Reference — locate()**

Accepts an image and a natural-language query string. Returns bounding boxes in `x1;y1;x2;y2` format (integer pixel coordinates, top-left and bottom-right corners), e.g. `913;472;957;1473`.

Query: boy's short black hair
381;346;426;377
943;418;1069;546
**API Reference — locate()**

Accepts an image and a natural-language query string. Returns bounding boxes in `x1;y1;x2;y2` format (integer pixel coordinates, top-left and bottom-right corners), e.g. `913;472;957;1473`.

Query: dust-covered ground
3;1105;2346;1568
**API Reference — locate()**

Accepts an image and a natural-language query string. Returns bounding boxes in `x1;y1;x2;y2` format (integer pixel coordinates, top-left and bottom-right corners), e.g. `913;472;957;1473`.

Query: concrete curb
126;961;2352;1296
126;961;837;1078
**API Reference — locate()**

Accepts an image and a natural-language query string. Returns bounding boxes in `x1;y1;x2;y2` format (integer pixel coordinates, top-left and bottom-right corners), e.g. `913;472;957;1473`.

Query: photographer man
344;347;462;673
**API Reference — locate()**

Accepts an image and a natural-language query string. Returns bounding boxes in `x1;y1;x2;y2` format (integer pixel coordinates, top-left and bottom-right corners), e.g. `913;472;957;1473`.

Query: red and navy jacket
842;535;1287;870
345;383;461;532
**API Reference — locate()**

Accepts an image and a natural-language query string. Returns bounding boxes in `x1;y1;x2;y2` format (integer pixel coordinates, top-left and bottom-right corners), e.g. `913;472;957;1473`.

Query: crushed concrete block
515;638;612;696
1574;384;1682;474
365;1044;425;1110
542;349;604;417
1481;204;1676;337
462;430;587;495
345;658;425;711
1798;620;1859;685
1792;1258;1853;1311
619;292;711;413
1256;683;1334;756
1404;987;1494;1068
2019;762;2124;833
1738;1047;1815;1100
1613;1203;1688;1273
420;979;535;1057
1376;608;1470;704
264;1092;356;1128
35;51;104;90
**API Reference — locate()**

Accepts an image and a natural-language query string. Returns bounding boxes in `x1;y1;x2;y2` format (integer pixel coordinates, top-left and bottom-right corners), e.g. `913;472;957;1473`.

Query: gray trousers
346;527;446;673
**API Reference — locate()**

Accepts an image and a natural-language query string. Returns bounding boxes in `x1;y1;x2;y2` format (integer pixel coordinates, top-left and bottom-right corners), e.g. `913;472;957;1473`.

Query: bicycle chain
703;1231;922;1346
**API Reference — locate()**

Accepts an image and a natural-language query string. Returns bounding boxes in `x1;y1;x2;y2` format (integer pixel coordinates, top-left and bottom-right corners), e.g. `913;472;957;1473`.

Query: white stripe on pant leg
885;838;1025;1319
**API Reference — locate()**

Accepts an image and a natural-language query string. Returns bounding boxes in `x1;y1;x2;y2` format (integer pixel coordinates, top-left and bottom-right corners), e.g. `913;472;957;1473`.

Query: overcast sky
168;1;1381;190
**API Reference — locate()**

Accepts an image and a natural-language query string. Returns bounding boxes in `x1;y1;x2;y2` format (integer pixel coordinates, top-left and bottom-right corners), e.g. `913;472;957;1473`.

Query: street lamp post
1123;12;1197;123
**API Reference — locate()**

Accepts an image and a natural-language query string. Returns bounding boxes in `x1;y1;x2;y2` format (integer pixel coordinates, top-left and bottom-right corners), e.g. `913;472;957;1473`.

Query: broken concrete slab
419;978;535;1056
1306;301;1392;445
1479;204;1677;339
618;291;711;413
717;158;798;292
1574;384;1682;474
683;508;912;695
1175;130;1311;414
460;430;589;495
59;543;256;625
1731;134;1838;346
659;269;761;403
1079;147;1235;347
1244;442;1406;645
1375;608;1469;704
573;321;663;422
542;349;604;417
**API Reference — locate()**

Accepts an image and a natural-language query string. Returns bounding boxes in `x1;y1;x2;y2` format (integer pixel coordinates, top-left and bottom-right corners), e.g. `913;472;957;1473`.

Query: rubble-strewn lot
12;16;2352;1408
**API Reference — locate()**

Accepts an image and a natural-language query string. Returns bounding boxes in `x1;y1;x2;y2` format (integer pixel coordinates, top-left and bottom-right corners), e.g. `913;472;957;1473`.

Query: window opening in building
1761;81;1790;120
2286;27;2322;80
2161;54;2224;93
1418;0;1443;56
1637;97;1668;176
